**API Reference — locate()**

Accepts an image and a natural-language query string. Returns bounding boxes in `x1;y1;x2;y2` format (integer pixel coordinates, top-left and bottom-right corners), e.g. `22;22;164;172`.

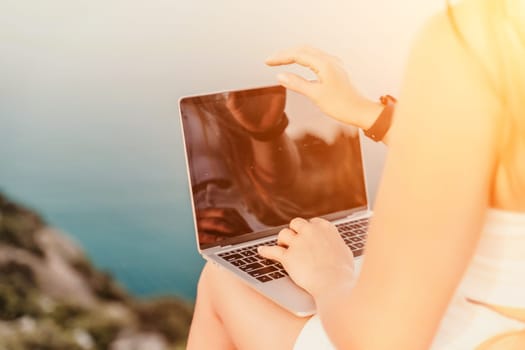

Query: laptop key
240;262;264;272
261;259;276;266
256;275;273;283
242;251;255;257
353;248;364;257
223;254;243;262
249;266;278;278
231;260;246;267
243;257;258;264
269;272;285;280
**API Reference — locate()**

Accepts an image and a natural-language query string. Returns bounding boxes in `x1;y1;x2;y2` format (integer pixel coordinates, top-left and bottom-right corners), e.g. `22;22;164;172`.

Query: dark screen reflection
180;86;367;248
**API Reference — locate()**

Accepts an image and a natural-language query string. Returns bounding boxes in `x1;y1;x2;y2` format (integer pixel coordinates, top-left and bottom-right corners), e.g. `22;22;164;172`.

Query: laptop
178;85;371;316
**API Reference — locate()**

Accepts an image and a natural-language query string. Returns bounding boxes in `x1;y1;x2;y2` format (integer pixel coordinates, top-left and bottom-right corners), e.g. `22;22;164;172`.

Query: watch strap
364;95;397;142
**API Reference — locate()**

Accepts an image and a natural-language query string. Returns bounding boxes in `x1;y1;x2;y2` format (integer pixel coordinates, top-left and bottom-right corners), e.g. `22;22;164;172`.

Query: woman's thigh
204;262;309;350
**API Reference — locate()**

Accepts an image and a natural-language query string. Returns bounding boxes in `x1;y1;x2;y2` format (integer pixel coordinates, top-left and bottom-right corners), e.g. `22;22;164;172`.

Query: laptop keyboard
218;218;369;283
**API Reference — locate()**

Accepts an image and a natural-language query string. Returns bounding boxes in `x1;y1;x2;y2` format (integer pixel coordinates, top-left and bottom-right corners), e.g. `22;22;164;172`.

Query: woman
187;0;525;348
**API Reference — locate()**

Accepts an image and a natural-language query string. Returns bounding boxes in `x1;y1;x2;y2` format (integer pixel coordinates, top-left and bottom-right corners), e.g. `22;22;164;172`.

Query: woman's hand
258;217;355;300
266;46;383;131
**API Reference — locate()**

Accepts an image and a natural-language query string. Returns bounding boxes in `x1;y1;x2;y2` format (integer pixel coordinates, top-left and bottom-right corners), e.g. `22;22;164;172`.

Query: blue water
0;2;213;300
0;101;205;302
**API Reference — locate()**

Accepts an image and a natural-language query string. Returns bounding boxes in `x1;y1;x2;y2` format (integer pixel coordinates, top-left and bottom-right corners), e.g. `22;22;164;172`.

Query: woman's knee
196;262;216;295
197;262;234;298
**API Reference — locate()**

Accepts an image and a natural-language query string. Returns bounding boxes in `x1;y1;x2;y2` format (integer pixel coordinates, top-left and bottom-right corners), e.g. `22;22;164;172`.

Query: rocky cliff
0;192;193;350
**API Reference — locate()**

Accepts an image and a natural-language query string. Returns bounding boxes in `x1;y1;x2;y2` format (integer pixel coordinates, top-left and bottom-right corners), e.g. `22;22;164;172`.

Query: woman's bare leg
187;262;309;350
187;262;236;349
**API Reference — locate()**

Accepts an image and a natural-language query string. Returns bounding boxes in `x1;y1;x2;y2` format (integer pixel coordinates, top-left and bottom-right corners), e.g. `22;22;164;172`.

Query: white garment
293;209;525;350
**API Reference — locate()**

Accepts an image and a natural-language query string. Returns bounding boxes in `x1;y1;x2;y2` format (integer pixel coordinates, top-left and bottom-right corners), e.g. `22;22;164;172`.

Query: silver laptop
178;85;371;316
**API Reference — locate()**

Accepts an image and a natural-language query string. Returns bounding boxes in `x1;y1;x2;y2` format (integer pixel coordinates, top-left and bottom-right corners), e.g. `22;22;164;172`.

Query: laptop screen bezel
177;84;370;252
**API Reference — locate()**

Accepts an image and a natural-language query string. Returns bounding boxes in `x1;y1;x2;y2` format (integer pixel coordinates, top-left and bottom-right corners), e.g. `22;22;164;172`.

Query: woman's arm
261;7;501;350
317;10;501;349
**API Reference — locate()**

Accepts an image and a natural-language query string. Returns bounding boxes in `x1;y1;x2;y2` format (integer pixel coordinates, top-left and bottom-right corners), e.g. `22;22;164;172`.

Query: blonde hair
448;0;525;208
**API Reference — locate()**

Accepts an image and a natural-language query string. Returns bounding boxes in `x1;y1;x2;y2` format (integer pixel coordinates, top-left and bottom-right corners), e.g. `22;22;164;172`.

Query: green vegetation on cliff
0;192;193;350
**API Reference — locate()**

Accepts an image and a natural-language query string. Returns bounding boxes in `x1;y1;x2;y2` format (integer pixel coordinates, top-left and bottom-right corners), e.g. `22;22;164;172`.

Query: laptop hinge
217;226;283;248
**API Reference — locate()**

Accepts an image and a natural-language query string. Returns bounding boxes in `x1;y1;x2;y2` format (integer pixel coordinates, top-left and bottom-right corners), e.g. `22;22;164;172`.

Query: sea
0;98;205;302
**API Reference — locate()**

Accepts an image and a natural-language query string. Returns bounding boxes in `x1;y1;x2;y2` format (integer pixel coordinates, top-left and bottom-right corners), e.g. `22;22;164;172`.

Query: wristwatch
364;95;397;142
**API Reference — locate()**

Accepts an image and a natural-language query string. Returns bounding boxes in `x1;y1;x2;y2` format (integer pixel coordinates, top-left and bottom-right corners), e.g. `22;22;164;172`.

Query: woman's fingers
266;45;369;129
257;245;286;263
289;217;310;234
277;228;297;247
276;72;318;101
265;46;327;74
309;217;331;228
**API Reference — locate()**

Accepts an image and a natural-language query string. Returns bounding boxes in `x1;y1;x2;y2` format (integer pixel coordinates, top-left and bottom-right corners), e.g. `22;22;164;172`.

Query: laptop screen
179;85;367;249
